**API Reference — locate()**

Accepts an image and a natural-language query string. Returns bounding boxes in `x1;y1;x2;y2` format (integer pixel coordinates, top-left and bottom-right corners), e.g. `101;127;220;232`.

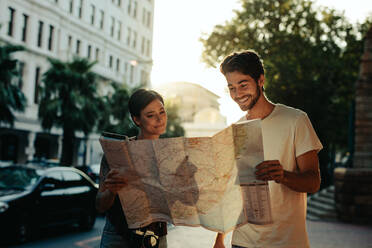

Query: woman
96;89;168;248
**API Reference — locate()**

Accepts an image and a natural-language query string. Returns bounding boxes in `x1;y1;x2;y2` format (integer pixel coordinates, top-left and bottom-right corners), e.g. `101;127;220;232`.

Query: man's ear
258;74;265;87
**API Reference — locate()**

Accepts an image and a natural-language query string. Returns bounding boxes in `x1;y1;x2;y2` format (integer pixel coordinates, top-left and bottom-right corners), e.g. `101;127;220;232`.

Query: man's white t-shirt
232;104;323;248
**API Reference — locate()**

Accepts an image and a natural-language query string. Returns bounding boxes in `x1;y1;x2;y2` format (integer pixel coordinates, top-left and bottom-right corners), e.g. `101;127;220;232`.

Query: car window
42;171;63;188
0;167;41;190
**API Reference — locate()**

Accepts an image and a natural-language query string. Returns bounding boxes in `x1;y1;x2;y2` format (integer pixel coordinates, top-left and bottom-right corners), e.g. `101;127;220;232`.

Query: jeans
100;218;167;248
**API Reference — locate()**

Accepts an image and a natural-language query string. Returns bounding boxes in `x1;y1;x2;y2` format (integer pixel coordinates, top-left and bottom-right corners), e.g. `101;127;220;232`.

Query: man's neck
245;95;275;120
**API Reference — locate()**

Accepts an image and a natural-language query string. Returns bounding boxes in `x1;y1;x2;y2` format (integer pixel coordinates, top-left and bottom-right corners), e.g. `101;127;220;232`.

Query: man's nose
235;87;244;97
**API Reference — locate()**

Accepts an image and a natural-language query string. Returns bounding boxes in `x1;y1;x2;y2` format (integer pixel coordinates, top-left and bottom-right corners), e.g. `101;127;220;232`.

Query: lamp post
129;59;153;87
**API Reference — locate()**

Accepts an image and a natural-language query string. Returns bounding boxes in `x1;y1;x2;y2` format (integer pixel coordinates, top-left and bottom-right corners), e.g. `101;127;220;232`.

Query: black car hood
0;189;28;202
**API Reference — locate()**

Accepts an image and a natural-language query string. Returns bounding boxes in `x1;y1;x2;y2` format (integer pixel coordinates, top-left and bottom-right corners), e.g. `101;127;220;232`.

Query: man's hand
255;160;284;183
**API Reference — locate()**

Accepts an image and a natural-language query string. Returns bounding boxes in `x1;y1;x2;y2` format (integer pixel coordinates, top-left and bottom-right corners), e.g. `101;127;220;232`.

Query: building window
37;21;44;48
99;10;104;29
95;48;100;62
141;36;145;55
142;8;146;25
48;25;54;51
8;7;15;37
133;1;137;18
127;0;132;15
68;35;72;49
87;45;91;59
117;21;121;41
34;67;41;104
147;11;151;28
90;4;95;25
116;58;120;72
110;17;115;37
76;40;81;55
18;62;25;89
146;39;151;56
78;0;83;19
126;27;131;45
133;31;137;48
118;0;121;7
21;14;28;42
69;0;74;14
109;55;113;68
130;64;134;83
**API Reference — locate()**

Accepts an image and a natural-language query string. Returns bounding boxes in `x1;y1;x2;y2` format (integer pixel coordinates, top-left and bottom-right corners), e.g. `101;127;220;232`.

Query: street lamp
129;59;153;66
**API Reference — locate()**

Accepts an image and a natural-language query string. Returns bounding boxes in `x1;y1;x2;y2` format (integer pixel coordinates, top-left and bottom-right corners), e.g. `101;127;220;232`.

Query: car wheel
79;210;96;230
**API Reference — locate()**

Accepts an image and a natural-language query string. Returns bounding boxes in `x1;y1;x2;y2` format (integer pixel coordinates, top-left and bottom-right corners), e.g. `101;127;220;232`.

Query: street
7;216;372;248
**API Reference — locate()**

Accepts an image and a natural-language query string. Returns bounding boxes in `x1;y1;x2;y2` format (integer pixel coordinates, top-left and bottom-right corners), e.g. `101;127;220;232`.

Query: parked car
0;164;98;245
75;163;100;183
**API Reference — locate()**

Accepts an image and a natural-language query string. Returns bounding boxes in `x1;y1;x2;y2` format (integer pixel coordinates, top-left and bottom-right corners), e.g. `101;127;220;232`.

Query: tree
97;83;138;137
0;44;27;126
200;0;371;187
38;57;102;166
161;101;185;138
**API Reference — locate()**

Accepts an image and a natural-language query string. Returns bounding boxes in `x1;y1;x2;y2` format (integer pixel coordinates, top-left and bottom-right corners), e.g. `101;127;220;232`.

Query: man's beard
239;84;261;111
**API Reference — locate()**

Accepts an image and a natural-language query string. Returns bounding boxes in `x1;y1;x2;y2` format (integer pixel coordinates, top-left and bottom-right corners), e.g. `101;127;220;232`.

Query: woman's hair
220;50;264;83
128;89;164;117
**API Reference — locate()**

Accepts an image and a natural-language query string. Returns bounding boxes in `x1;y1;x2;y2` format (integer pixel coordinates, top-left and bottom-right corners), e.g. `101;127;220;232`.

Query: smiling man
213;50;323;248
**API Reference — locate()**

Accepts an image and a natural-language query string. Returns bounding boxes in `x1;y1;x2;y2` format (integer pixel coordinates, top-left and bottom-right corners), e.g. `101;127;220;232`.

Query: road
7;216;372;248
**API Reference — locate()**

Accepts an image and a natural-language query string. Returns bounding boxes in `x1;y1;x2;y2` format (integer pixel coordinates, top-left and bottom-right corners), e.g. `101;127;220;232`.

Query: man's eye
240;84;247;88
228;88;235;91
147;115;153;118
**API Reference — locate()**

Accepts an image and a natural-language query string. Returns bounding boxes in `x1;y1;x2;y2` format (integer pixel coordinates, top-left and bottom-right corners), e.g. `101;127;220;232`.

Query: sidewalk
167;219;372;248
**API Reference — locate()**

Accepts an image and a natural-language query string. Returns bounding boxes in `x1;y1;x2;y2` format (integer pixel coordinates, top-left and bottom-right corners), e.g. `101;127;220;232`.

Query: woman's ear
132;115;140;127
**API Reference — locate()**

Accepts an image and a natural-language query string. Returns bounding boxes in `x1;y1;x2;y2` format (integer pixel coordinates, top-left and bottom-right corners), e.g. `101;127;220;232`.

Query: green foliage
161;101;185;138
0;44;27;126
97;83;138;137
200;0;372;185
38;57;102;165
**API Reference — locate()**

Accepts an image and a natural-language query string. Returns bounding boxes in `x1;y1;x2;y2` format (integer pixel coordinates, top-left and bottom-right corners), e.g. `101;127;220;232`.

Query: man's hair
128;88;164;117
220;50;265;83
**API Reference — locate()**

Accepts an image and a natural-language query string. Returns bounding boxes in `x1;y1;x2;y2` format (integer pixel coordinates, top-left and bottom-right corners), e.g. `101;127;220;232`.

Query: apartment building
0;0;154;165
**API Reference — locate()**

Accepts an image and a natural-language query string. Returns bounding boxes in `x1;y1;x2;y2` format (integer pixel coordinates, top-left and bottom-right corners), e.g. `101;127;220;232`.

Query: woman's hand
103;168;129;194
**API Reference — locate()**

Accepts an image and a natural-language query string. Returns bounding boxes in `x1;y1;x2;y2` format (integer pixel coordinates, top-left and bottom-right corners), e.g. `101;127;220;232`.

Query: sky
151;0;372;124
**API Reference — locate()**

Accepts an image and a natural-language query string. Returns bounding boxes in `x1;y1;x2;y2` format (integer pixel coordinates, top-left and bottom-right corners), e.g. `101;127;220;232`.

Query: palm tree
97;82;138;137
0;44;27;126
38;57;102;166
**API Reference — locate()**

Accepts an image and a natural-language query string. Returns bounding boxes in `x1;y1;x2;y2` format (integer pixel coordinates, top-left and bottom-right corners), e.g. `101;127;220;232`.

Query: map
100;119;272;233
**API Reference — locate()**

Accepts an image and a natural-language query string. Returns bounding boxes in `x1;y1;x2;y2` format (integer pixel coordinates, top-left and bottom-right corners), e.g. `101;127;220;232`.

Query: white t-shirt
232;104;323;248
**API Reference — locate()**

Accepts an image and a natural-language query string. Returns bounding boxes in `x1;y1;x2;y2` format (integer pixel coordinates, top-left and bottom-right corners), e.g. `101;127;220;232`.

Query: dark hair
220;50;264;83
128;89;164;117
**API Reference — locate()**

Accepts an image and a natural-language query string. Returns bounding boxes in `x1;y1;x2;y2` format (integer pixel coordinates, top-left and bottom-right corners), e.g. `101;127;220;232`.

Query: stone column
334;26;372;224
354;26;372;168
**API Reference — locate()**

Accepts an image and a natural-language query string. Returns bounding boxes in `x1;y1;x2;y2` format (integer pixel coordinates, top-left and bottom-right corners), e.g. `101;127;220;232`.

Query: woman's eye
147;115;153;118
228;88;234;91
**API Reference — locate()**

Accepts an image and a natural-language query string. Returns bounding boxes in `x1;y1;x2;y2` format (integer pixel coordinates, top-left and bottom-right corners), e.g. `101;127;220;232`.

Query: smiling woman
96;89;169;248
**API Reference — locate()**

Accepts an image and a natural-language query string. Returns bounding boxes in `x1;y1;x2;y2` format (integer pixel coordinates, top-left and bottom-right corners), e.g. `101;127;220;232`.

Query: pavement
167;219;372;248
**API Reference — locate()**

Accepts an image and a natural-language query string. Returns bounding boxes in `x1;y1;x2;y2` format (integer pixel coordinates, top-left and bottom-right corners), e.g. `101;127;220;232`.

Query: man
213;50;323;248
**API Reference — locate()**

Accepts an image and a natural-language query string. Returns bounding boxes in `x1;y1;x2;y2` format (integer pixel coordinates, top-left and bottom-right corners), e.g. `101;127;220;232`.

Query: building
0;0;154;165
155;82;227;137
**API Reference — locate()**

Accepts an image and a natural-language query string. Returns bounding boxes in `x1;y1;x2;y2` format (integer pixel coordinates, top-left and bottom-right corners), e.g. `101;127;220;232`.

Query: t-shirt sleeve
294;112;323;157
